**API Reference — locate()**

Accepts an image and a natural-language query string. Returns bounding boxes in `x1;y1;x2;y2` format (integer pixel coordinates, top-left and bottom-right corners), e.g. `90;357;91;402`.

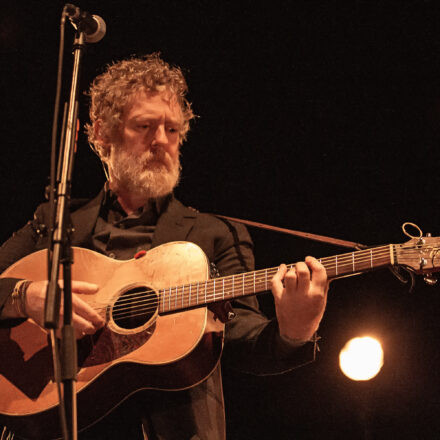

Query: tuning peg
424;273;438;286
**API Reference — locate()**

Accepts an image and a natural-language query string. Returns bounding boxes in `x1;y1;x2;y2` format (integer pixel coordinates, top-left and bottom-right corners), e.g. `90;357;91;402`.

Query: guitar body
0;242;224;440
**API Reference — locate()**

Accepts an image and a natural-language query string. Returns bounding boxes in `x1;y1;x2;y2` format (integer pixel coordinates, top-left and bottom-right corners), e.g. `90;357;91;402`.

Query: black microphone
64;4;106;43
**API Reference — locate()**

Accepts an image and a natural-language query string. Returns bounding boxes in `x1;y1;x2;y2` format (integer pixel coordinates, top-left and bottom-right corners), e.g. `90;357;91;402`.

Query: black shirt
92;190;171;260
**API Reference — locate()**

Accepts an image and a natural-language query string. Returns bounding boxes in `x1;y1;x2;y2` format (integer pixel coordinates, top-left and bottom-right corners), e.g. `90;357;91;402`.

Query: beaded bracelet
11;280;31;317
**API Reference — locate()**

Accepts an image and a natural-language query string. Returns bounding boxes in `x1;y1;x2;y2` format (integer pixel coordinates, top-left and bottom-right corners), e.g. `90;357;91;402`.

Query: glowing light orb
339;336;384;381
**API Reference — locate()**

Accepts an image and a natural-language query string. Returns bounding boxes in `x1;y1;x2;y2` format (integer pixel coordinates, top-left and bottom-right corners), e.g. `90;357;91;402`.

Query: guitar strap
214;214;368;250
215;214;416;288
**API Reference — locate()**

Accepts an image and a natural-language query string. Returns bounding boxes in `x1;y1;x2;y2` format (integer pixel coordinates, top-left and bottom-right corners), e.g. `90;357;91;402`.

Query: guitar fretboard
158;244;394;314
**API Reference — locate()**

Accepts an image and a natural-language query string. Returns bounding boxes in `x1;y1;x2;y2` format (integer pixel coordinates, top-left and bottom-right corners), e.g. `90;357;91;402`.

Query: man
0;54;327;439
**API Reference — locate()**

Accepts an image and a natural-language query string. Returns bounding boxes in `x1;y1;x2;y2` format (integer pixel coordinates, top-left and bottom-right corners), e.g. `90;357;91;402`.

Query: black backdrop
1;1;440;438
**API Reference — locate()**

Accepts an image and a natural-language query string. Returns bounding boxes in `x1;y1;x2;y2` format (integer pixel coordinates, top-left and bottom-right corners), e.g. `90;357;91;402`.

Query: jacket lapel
152;197;197;248
70;190;105;246
66;190;196;249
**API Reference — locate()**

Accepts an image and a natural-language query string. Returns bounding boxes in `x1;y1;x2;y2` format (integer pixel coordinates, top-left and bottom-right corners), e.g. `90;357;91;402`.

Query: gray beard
108;147;181;200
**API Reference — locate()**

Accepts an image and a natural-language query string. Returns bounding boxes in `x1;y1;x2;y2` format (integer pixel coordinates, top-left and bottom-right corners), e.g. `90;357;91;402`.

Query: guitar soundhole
112;286;158;330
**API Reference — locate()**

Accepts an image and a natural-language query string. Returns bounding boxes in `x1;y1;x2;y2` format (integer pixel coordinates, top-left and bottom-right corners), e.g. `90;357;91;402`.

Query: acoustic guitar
0;237;438;439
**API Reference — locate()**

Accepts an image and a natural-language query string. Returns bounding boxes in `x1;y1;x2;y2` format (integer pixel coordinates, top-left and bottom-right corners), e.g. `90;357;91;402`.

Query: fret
232;274;235;298
370;249;373;269
222;278;225;300
253;271;256;293
204;280;207;304
265;269;268;291
188;283;192;307
175;286;178;309
196;282;199;305
352;252;355;272
335;255;338;276
213;278;216;302
161;289;165;312
242;273;245;297
168;286;171;311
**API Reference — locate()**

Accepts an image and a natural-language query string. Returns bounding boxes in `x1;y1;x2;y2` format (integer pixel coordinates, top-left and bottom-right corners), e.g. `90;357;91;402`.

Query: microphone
64;4;106;43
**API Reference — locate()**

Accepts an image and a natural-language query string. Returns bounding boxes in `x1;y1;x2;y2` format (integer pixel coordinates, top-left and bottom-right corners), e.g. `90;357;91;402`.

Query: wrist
278;321;318;343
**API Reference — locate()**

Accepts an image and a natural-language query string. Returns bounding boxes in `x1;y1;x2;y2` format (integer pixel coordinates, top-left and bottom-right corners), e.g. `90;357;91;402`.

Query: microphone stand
44;30;87;440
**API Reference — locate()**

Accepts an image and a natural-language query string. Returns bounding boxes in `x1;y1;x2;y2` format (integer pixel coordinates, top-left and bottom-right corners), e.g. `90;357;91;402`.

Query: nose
151;124;168;147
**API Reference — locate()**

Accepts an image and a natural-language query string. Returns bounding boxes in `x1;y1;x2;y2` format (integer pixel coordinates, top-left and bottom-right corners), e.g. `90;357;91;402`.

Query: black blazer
0;190;316;439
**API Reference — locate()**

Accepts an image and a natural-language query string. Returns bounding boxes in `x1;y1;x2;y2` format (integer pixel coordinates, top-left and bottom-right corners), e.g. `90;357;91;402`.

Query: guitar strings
99;246;436;320
108;245;393;309
105;249;420;318
110;253;403;320
109;245;393;308
105;246;427;317
101;243;410;310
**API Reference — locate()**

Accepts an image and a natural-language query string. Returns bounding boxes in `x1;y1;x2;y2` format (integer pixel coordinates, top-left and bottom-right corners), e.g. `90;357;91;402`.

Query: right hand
25;280;105;337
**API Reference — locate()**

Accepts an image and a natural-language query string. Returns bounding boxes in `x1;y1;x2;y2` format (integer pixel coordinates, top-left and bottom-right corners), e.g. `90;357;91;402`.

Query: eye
167;127;178;134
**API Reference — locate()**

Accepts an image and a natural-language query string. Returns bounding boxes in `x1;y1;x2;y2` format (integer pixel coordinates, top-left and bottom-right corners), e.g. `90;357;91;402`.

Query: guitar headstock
395;236;440;274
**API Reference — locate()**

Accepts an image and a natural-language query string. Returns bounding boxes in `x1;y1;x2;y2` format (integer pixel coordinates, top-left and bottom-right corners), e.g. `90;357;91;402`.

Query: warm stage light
339;336;384;381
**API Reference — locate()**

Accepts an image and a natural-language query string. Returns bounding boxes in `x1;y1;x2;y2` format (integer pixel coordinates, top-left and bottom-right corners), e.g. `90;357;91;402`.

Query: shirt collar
102;182;172;218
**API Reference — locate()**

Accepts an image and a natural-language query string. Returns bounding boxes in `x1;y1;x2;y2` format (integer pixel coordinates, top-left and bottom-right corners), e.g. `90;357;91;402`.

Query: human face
107;90;183;200
121;89;182;161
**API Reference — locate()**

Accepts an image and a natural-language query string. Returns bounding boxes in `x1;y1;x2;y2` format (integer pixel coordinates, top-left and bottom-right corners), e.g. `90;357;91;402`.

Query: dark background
2;1;440;438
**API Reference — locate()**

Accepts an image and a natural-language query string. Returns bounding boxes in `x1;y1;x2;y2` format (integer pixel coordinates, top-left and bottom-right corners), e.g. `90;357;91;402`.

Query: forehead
123;89;182;122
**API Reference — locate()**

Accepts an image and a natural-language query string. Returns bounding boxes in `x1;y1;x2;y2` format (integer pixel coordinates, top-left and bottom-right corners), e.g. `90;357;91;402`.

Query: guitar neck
159;244;395;314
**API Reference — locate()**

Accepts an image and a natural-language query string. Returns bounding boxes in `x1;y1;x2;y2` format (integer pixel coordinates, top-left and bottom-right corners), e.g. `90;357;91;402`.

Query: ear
93;120;111;159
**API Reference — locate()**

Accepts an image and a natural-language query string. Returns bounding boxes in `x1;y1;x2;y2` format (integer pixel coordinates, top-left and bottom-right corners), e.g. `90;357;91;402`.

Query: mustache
142;148;175;169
